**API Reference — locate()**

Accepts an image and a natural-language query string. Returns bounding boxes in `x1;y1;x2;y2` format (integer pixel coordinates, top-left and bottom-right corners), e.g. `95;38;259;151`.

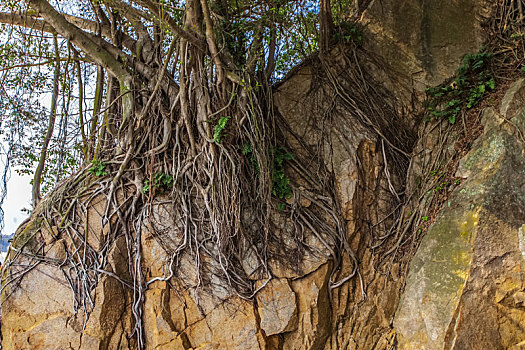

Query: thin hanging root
382;139;401;202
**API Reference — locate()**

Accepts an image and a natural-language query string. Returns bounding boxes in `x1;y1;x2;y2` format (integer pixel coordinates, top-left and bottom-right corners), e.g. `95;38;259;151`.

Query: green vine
241;143;260;173
271;147;294;202
241;144;294;209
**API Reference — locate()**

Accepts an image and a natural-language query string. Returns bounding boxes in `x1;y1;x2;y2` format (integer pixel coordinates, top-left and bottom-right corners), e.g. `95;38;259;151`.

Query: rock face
1;198;134;350
256;278;297;336
361;0;489;98
394;79;525;349
3;1;517;349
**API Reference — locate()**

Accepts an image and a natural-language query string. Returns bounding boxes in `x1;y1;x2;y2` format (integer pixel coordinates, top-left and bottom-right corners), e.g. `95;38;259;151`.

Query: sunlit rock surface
395;79;525;349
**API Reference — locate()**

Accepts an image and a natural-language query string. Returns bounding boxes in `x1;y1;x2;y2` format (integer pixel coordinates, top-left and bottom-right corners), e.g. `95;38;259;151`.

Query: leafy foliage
142;172;174;194
333;20;364;45
271;147;294;201
425;50;495;124
213;116;230;144
241;143;260;173
88;159;107;177
0;0;93;200
242;144;294;205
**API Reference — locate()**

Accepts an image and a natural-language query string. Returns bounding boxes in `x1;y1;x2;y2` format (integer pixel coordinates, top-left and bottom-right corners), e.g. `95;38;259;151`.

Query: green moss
11;218;43;252
463;136;505;171
424;209;478;294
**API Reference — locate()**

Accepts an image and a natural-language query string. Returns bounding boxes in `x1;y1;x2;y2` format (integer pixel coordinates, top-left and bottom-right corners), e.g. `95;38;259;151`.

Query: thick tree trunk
320;0;334;52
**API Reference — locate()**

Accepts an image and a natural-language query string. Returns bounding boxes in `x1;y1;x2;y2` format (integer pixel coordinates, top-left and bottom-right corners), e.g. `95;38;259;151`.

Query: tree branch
0;12;54;32
134;0;206;51
319;0;334;52
0;11;138;57
28;0;131;82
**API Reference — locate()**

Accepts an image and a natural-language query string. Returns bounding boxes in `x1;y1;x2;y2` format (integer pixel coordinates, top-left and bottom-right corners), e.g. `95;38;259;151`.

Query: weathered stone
1;263;81;350
283;263;331;350
393;206;479;349
256;278;297;336
509;340;525;350
395;79;525;349
361;0;489;98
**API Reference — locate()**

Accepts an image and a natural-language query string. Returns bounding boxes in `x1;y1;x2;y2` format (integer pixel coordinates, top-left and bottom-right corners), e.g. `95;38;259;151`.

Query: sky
1;164;31;236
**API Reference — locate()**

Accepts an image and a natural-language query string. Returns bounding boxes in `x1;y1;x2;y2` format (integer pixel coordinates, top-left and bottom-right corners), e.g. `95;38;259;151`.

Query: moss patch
11;218;43;253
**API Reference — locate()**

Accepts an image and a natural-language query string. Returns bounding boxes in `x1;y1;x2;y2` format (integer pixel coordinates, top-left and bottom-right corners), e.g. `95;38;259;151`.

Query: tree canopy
0;0;343;198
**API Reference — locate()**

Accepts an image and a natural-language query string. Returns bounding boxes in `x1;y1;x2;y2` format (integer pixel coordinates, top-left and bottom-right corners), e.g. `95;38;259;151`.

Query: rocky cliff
394;78;525;349
3;1;525;349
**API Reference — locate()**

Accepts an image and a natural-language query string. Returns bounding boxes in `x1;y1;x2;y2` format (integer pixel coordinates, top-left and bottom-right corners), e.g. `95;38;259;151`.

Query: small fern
213;116;230;144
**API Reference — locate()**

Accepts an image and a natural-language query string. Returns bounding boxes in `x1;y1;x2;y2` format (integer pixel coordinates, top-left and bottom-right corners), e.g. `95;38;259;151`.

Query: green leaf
213;116;230;144
478;84;486;93
89;159;108;177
